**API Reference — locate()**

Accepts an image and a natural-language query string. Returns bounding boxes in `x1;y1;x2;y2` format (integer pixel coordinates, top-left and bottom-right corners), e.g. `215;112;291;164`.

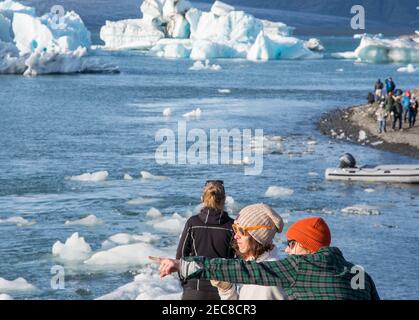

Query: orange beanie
286;217;331;252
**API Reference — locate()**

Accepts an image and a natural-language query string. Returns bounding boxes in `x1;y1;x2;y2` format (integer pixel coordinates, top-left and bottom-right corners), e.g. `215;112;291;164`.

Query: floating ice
364;188;375;193
334;34;419;63
265;186;294;198
358;130;367;142
126;197;161;205
218;88;230;94
189;59;221;71
96;266;181;300
307;140;317;145
124;174;134;180
65;214;103;226
341;204;380;215
146;207;163;219
68;170;109;182
0;216;35;226
397;64;416;73
370;141;383;146
147;212;187;234
108;232;161;246
163;107;172;117
182;107;202;119
140;171;167;180
52;232;92;262
308;172;319;176
336;68;344;72
99;0;321;62
84;242;171;267
0;293;13;300
0;277;37;294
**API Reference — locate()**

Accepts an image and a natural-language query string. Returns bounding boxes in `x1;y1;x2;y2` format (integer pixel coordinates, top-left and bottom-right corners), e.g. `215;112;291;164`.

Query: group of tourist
149;180;380;300
370;78;418;133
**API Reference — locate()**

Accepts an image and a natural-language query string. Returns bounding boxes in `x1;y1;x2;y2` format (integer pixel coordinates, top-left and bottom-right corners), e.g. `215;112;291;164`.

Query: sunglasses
205;180;224;186
287;239;296;248
232;223;273;236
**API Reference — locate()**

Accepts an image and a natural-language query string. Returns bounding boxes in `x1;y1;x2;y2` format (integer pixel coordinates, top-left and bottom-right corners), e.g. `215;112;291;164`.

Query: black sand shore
317;101;419;160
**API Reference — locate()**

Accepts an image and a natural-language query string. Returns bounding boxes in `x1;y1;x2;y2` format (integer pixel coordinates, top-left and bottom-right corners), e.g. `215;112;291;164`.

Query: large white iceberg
100;0;322;61
0;0;118;75
334;34;419;63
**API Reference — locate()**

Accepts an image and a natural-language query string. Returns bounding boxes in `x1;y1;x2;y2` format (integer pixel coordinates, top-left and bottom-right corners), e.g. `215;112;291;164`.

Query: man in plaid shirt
150;217;380;300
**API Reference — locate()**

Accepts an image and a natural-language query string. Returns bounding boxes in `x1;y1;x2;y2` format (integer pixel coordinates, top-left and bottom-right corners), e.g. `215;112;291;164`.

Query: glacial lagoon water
0;36;419;299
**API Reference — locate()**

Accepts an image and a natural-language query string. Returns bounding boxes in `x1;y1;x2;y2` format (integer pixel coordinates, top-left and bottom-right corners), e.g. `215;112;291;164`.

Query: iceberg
52;232;92;262
334;34;419;63
0;0;118;75
65;214;103;226
397;64;416;73
100;0;322;61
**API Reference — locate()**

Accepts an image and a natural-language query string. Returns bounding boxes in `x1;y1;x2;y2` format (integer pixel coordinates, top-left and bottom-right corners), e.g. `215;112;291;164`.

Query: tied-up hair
202;181;225;211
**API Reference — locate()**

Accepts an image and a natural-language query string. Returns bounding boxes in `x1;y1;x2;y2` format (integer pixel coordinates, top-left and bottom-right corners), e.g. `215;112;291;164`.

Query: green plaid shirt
181;247;380;300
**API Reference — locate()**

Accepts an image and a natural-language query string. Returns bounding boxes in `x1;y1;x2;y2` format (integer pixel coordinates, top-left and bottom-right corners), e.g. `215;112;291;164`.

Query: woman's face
234;230;252;259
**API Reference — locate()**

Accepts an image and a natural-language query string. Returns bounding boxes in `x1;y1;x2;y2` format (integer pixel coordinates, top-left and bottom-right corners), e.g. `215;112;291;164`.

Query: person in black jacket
176;180;234;300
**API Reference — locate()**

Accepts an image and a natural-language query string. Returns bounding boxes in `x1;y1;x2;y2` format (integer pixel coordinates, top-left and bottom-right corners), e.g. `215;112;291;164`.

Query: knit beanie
286;217;331;252
236;203;284;246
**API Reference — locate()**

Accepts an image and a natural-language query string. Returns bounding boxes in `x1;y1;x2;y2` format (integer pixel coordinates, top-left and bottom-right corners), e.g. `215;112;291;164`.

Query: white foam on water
68;171;109;182
341;204;381;215
0;216;35;226
65;214;103;226
182;107;202;119
265;186;294;198
0;277;37;294
52;232;92;262
147;212;187;234
96;266;181;300
163;107;172;117
308;172;319;176
84;242;174;267
124;174;134;180
140;171;167;181
371;141;384;146
126;197;161;205
146;207;163;219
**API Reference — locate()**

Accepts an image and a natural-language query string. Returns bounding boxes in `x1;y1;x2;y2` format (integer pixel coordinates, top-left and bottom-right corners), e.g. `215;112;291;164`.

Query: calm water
0;35;418;299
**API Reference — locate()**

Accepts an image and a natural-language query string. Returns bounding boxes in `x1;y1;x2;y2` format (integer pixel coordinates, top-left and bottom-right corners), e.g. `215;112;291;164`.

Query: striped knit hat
236;203;284;246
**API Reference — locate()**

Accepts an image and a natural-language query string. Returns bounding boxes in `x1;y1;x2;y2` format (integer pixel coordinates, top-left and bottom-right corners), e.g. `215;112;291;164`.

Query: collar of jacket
198;207;230;225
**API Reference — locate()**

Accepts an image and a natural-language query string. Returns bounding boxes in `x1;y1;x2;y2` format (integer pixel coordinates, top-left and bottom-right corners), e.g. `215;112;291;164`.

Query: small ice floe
147;212;187;235
101;232;161;250
250;135;283;154
0;277;37;294
358;130;367;142
65;215;103;227
68;171;109;182
126;197;161;205
124;174;134;181
337;132;346;140
341;204;380;215
140;171;167;181
265;186;294;198
374;224;398;229
189;60;221;71
0;294;13;300
308;172;319;176
96;266;182;300
0;216;35;226
146;207;163;219
182;107;202;119
336;68;344;72
307;139;317;145
218;89;231;94
364;188;375;193
370;141;383;146
84;242;172;267
163;108;172;117
397;64;416;73
52;232;92;262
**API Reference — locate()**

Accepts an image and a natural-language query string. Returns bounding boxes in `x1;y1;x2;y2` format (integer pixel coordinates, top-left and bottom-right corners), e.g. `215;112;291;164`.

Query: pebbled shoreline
317;90;419;160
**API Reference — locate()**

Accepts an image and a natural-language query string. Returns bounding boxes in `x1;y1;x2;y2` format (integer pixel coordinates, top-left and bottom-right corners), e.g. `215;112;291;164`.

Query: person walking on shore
175;180;235;300
402;91;412;124
374;79;384;100
375;102;387;134
385;91;395;123
391;95;403;131
385;77;396;94
409;95;418;128
151;217;380;300
211;204;286;300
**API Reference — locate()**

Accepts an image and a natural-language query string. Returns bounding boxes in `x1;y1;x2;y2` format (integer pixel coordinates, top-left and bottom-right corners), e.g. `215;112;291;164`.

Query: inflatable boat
325;154;419;183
